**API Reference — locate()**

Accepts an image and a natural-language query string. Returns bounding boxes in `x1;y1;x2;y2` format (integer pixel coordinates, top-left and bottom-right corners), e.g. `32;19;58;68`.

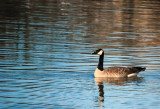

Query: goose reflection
97;83;104;102
95;76;143;102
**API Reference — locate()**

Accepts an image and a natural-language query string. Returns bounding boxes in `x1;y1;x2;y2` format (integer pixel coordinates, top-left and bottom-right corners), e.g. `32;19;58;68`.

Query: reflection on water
95;76;143;86
95;77;143;104
98;85;104;102
0;0;160;108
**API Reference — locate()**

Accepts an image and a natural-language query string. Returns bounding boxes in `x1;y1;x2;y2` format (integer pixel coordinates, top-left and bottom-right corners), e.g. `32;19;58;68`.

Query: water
0;0;160;108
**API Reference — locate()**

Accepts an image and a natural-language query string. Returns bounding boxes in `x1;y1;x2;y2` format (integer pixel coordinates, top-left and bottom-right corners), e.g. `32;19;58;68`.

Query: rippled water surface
0;0;160;109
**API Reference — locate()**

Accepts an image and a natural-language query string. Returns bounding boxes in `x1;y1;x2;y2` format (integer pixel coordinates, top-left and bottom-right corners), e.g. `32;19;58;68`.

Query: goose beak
92;52;96;54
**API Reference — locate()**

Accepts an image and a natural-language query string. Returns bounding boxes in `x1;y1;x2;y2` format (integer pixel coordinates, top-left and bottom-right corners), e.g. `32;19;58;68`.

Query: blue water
0;0;160;108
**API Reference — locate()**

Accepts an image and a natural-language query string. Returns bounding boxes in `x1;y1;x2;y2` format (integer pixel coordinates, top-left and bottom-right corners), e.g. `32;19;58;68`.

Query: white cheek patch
98;50;103;55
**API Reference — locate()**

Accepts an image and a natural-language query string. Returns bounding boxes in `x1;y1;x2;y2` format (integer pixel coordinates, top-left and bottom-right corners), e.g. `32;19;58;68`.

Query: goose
92;49;146;77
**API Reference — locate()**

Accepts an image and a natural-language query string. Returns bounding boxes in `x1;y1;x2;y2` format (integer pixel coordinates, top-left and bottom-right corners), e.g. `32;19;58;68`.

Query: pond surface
0;0;160;109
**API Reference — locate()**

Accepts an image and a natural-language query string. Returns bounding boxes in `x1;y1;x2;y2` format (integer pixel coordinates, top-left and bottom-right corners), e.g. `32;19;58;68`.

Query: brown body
94;67;145;77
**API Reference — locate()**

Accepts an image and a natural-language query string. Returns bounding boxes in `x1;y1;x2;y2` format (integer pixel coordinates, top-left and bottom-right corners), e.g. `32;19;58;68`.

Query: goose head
92;48;104;55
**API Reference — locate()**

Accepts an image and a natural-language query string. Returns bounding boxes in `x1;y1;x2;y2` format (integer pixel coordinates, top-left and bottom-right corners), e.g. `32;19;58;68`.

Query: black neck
98;52;104;71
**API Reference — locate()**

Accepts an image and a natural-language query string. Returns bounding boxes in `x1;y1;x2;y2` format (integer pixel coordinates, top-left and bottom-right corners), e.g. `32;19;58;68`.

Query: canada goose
92;49;146;77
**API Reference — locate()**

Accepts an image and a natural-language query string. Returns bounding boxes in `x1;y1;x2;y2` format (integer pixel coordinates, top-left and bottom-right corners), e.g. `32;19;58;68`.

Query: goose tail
134;67;146;72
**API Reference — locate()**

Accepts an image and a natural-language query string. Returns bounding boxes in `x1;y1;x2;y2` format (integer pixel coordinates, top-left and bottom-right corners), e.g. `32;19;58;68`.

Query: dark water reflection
0;0;160;108
95;77;144;103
